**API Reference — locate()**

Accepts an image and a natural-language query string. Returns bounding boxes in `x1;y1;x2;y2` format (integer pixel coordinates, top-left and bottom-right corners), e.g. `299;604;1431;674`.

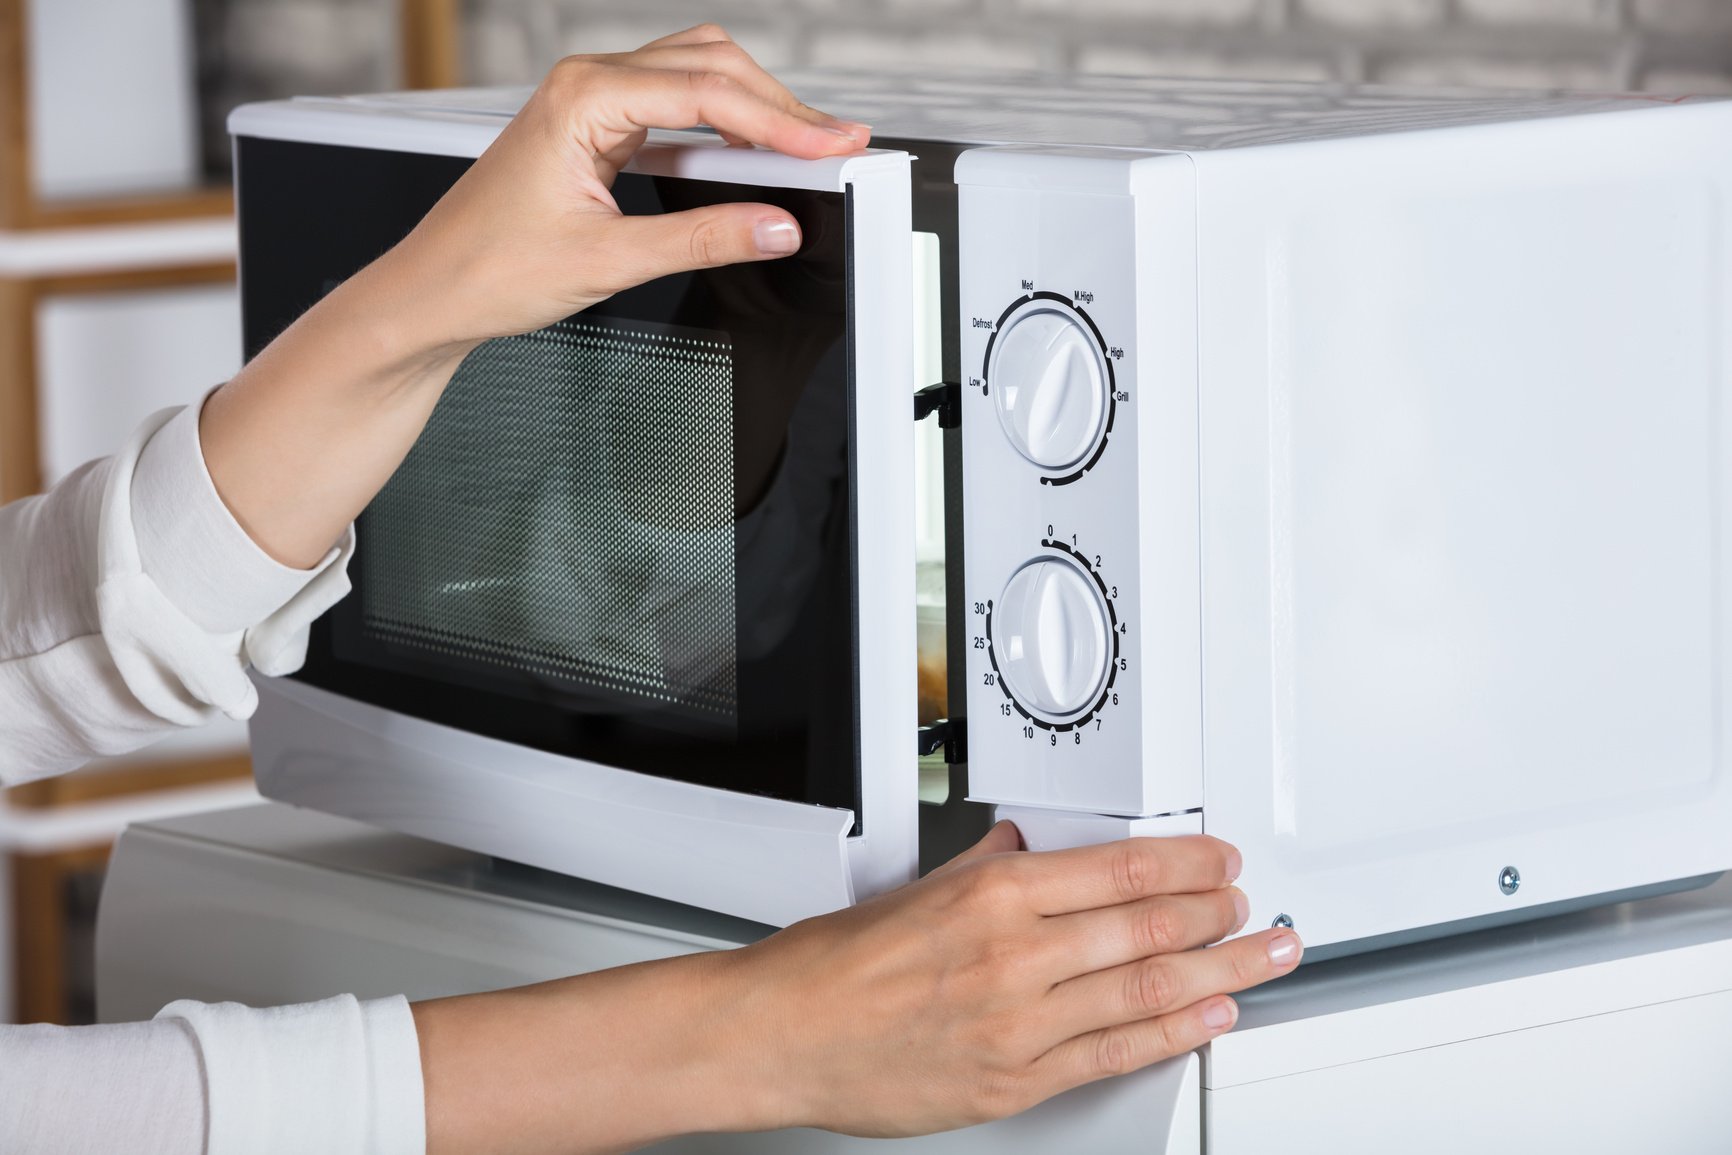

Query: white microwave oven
234;76;1732;957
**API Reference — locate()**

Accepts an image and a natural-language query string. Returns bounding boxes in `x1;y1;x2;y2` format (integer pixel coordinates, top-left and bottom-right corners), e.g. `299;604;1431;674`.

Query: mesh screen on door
360;315;740;723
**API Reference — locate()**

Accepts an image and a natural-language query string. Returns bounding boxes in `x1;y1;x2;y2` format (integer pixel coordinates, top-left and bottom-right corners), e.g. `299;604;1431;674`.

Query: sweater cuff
156;994;425;1155
131;399;347;636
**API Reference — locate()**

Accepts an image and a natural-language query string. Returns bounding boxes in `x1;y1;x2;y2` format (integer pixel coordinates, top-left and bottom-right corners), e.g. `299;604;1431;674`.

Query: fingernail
1224;847;1243;885
1202;998;1237;1031
822;120;871;141
1230;888;1249;934
754;218;800;256
1267;932;1302;969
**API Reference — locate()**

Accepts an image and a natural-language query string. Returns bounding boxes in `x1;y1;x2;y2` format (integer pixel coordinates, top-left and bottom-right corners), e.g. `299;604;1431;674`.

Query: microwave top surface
239;72;1722;157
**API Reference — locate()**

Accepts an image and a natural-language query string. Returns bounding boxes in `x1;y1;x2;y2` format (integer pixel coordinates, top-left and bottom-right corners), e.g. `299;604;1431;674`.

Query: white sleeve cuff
94;402;355;724
155;994;425;1155
131;398;348;635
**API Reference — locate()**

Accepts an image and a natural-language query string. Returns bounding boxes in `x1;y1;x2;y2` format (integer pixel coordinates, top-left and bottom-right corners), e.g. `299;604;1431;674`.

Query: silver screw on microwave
1499;866;1522;896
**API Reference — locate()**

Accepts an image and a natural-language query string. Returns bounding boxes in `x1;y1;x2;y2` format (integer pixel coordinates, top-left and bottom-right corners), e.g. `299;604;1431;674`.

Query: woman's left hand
387;24;871;355
199;26;869;569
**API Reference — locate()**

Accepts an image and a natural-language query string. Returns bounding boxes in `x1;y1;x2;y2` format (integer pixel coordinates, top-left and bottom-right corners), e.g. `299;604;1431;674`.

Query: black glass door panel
237;137;860;820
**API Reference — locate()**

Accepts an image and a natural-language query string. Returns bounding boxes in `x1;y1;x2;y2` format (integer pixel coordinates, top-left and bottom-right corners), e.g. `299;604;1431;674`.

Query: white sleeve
0;400;354;784
0;995;425;1155
0;404;426;1151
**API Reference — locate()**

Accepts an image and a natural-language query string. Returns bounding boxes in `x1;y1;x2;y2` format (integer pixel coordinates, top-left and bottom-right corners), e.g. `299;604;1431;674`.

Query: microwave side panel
1192;102;1732;950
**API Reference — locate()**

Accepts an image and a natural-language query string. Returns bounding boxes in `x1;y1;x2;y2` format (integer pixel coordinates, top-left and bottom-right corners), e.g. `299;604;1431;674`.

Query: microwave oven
234;76;1732;956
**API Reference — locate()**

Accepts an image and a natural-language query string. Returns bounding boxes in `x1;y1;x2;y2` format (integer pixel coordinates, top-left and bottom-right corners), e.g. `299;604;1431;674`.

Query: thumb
928;820;1025;877
610;202;802;284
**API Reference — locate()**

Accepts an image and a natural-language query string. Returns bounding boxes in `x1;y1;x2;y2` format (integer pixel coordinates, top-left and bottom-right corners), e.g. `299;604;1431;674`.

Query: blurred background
468;0;1732;97
1;0;1729;1028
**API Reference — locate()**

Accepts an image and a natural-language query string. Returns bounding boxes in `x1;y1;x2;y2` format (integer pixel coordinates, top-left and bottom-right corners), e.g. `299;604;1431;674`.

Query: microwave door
238;119;917;926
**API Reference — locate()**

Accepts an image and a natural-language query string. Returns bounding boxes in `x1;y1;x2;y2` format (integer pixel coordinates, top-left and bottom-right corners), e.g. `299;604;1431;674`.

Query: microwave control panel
956;146;1203;819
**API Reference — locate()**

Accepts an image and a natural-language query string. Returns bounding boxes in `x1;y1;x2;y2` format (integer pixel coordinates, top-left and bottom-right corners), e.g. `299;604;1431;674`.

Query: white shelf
0;218;236;278
0;780;260;856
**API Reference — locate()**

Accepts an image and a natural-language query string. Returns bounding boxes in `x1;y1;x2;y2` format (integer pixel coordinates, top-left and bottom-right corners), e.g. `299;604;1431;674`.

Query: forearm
196;29;866;573
198;246;480;570
413;951;782;1155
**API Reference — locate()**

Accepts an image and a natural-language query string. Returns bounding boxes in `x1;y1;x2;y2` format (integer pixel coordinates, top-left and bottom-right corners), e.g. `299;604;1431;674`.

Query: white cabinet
35;280;241;483
24;0;201;201
99;803;1732;1153
1207;892;1732;1150
0;228;249;1030
1209;991;1732;1152
23;259;247;763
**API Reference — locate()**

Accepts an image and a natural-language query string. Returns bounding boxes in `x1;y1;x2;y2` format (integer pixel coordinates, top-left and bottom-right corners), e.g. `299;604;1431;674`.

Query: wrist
602;948;802;1140
323;248;483;393
417;950;796;1155
674;946;810;1137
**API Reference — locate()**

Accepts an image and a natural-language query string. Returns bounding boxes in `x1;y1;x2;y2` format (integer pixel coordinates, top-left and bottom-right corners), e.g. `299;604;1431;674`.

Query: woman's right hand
728;821;1299;1137
414;823;1301;1154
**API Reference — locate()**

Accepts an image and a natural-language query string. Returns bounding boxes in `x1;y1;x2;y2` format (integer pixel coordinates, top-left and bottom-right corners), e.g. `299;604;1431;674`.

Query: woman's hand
726;821;1298;1136
198;26;867;569
413;823;1302;1154
390;24;871;353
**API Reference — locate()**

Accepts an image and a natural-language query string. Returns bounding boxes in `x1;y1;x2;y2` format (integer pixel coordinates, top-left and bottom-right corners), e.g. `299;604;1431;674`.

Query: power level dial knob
995;559;1112;720
990;304;1110;470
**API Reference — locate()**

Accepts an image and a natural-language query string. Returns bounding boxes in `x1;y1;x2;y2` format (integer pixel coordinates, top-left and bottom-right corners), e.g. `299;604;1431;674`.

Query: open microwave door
230;96;916;927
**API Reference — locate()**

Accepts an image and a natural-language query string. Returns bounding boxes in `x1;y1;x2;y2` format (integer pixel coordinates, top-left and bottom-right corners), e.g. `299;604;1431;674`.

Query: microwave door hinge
917;717;968;764
913;381;962;428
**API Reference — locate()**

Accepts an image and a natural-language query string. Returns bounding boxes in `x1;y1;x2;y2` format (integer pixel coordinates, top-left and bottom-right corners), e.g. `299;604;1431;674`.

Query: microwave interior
240;137;879;827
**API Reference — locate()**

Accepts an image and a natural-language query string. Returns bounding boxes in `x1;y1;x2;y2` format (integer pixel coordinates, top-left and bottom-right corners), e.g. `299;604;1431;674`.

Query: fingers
619;42;844;136
999;835;1242;916
593;128;647;186
1045;928;1302;1041
599;201;804;288
566;61;866;159
637;23;735;51
1038;887;1247;978
926;820;1025;878
538;29;870;199
626;26;814;125
603;26;859;146
1029;929;1302;1094
1034;995;1240;1093
625;44;801;109
545;28;871;160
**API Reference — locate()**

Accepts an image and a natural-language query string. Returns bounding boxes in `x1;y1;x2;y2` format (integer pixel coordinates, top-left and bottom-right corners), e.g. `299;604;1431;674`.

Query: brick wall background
194;0;399;176
460;0;1732;94
194;0;1732;172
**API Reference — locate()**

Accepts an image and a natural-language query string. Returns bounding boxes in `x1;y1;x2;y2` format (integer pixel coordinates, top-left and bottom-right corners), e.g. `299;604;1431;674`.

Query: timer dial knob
990;305;1109;470
995;559;1112;720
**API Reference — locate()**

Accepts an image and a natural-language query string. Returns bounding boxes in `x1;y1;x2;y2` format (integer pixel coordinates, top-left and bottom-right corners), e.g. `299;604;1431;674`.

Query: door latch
917;717;968;764
913;381;962;429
